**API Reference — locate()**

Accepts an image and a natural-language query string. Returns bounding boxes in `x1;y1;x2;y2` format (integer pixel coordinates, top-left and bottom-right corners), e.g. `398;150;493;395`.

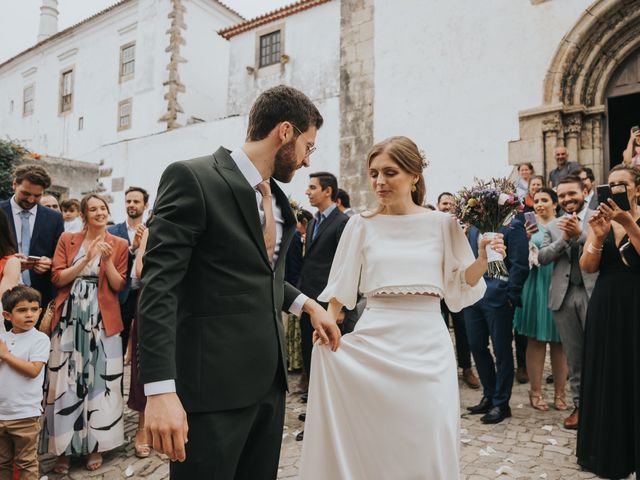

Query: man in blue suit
108;186;149;353
0;165;64;309
464;216;530;424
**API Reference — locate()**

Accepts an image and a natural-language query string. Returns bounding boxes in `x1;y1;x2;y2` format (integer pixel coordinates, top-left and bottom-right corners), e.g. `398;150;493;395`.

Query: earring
411;184;417;192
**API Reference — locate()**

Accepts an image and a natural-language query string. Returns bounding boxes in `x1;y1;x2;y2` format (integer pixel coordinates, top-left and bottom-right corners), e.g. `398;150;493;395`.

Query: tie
18;210;31;285
569;243;583;286
312;213;323;241
257;181;276;264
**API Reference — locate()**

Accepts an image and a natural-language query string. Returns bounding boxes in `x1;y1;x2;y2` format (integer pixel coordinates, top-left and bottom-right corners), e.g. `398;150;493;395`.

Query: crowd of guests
0;164;152;477
0;148;638;479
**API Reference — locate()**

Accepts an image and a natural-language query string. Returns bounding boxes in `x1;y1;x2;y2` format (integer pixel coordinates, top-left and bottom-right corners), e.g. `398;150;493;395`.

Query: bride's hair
365;136;427;216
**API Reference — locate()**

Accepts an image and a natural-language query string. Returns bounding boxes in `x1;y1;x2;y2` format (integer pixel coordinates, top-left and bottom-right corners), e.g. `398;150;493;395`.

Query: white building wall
179;0;242;123
0;0;174;160
96;95;340;222
226;0;340;116
374;0;590;204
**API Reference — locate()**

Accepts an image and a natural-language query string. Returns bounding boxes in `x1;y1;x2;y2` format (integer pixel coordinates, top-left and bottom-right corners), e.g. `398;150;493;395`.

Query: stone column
542;114;561;180
339;0;375;211
564;113;582;165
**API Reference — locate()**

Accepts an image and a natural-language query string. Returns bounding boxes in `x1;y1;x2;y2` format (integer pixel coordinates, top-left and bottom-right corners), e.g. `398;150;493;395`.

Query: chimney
37;0;59;42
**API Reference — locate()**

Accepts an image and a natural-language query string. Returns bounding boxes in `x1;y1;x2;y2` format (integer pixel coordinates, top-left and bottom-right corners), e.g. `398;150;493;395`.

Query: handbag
38;300;56;336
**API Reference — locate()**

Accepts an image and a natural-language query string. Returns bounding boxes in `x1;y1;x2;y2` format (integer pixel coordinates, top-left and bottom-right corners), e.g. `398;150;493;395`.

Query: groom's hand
145;392;189;462
305;300;341;351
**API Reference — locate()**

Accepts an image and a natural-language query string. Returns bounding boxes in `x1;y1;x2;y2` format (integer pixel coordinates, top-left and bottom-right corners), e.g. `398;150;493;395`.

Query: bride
299;136;505;479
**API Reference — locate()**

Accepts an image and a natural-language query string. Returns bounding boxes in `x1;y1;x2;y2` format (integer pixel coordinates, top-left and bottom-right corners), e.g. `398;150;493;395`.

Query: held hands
477;233;506;259
558;213;582;241
306;300;341;351
32;256;52;274
145;392;189;462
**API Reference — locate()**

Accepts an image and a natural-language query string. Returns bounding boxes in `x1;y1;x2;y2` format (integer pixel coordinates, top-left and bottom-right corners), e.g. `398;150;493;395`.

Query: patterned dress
40;246;124;456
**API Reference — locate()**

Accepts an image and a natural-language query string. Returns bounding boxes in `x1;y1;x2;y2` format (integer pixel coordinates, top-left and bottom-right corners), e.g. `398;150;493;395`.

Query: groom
138;85;341;479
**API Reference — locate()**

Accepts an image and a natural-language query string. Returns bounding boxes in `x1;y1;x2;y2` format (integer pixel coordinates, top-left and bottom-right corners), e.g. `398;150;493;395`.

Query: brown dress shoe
563;407;579;430
462;368;480;389
515;367;529;384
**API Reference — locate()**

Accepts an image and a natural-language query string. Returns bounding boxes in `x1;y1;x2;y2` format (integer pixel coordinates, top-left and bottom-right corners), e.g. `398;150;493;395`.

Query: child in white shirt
0;286;50;480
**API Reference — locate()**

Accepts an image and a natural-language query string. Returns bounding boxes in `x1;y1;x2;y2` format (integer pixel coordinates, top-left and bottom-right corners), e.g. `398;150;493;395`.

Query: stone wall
339;0;375;210
18;156;99;200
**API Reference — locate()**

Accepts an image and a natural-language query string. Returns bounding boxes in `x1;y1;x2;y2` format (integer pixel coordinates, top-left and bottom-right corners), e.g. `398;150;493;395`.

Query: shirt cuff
144;380;176;396
289;294;308;317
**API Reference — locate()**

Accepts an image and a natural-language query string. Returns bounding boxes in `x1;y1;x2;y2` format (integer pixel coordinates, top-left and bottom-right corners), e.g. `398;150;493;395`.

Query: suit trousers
300;311;314;377
441;301;472;370
170;372;286;480
465;301;515;407
552;284;588;407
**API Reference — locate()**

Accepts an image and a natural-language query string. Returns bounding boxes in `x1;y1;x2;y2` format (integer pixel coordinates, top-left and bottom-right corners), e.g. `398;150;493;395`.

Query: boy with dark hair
0;285;50;480
60;198;82;233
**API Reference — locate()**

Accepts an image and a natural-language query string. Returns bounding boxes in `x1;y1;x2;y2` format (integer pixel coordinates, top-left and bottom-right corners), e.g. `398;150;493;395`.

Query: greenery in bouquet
454;177;522;278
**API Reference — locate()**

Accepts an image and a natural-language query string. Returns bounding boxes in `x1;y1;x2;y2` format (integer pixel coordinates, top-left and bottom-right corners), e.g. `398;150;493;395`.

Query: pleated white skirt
299;295;460;480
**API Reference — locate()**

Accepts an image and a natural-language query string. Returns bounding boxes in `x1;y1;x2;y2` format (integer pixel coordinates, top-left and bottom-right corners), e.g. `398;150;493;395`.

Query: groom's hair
246;85;323;141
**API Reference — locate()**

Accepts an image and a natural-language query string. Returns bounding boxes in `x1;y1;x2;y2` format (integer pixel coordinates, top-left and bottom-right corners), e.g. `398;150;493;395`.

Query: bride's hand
305;300;341;351
478;233;506;259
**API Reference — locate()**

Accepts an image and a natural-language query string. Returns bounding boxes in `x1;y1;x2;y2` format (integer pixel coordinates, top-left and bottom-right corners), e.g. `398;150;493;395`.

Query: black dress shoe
296;430;304;441
481;406;512;424
298;413;306;422
546;374;554;384
467;396;492;414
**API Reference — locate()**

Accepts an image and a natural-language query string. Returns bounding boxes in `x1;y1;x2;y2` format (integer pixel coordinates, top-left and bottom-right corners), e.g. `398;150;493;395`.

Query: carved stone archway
509;0;640;183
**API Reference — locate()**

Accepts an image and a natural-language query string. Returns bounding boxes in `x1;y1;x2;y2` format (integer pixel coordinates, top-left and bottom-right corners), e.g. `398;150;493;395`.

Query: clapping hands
558;213;582;241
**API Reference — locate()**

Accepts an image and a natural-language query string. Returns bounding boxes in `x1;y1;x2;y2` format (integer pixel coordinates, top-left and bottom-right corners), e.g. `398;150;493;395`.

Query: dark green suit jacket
138;147;300;412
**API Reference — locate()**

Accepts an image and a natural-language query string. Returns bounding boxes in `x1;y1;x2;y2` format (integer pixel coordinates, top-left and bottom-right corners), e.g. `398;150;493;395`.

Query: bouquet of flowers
454;177;522;278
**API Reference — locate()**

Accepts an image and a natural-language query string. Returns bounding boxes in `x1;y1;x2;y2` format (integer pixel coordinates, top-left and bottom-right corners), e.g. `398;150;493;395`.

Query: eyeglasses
292;124;317;158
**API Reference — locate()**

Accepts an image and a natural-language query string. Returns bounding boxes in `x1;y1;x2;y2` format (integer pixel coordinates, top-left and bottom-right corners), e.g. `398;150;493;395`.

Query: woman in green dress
514;188;568;411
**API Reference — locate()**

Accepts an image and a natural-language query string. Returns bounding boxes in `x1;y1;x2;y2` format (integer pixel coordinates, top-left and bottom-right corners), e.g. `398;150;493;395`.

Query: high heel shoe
529;391;549;411
554;394;568;411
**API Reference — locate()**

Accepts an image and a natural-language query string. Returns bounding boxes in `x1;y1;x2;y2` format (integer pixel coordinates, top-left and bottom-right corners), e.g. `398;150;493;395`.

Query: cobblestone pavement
39;359;635;479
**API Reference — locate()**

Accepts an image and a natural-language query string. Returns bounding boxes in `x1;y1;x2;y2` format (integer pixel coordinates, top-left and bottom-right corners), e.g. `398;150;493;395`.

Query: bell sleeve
442;215;486;312
317;215;364;310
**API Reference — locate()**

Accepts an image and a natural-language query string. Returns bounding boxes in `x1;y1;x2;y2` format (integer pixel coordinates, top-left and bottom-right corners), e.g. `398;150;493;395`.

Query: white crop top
317;211;486;312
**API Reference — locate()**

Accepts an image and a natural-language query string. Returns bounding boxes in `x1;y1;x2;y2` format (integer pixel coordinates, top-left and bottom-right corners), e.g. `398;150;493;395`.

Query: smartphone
597;184;631;211
596;184;612;205
611;183;631;211
524;211;537;226
26;255;41;261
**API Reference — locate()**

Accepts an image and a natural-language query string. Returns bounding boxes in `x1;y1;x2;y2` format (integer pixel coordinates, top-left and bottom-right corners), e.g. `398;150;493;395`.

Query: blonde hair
365;136;427;216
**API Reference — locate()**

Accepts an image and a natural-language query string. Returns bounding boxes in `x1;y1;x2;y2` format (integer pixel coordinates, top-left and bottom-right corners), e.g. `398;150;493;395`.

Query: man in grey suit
138;86;340;479
538;174;598;430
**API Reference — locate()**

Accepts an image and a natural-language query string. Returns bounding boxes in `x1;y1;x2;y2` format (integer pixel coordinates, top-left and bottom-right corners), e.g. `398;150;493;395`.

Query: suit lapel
29;205;46;252
307;208;339;254
212;147;270;267
271;180;295;272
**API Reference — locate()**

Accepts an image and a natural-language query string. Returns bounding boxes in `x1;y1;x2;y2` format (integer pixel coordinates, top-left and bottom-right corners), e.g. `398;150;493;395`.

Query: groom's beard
273;140;298;183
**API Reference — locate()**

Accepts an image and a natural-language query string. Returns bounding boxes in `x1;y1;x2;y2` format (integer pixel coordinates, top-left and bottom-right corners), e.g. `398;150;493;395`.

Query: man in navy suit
108;186;149;353
0;165;64;309
464;217;529;424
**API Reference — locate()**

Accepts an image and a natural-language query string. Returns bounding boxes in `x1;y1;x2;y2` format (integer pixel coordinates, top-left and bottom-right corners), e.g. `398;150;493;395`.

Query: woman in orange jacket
40;194;128;474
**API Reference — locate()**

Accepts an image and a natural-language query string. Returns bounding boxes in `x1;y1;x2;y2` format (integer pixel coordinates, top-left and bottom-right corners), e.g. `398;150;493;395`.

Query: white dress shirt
144;148;308;396
10;197;37;252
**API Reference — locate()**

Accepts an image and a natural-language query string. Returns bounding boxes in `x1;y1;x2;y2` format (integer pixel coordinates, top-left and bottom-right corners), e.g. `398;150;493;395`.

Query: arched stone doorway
509;0;640;183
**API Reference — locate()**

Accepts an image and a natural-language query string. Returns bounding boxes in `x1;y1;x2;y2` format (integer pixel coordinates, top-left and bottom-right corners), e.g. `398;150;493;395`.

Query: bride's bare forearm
464;256;488;286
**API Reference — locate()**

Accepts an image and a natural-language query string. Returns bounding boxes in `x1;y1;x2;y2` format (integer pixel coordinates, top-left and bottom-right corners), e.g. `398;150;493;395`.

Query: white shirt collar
10;196;37;216
230;147;266;189
577;203;588;222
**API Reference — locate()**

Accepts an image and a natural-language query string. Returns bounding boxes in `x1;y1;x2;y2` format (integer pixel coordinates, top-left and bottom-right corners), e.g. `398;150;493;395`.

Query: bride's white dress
299;211;486;479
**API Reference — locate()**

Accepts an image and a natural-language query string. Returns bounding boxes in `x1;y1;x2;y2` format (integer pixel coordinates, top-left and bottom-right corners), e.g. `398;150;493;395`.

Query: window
78;116;84;130
259;30;281;68
118;98;132;131
59;68;74;114
119;42;135;81
23;84;34;116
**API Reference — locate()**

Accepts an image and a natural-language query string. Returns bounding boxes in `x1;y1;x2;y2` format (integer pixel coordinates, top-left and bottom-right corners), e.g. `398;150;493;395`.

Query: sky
0;0;292;63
